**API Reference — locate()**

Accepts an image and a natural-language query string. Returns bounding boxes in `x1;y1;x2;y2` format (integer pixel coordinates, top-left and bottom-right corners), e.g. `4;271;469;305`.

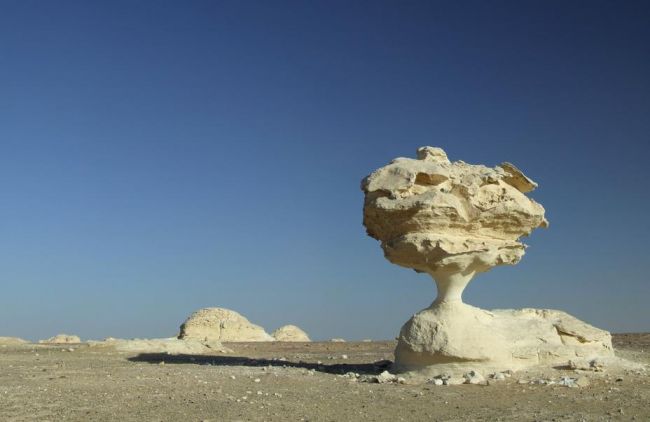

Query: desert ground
0;334;648;422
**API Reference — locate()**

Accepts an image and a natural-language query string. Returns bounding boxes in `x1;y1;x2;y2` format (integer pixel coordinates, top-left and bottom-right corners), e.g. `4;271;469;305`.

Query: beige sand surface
0;334;648;421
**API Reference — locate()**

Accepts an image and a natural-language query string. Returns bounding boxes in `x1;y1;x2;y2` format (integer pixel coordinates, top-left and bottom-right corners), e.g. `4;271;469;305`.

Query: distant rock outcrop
179;308;274;342
272;325;311;342
108;338;231;354
0;337;29;345
39;334;81;344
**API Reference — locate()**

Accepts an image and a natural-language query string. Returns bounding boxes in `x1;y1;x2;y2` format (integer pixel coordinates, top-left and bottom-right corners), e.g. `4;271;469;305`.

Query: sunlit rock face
272;325;311;342
179;308;274;342
362;146;548;300
362;147;613;379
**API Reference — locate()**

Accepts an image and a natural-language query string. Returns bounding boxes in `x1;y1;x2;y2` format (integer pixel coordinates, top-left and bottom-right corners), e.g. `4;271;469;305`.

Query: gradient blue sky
1;1;648;341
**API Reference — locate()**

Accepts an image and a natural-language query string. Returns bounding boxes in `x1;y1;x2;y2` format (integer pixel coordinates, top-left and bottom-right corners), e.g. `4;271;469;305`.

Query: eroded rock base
394;303;615;380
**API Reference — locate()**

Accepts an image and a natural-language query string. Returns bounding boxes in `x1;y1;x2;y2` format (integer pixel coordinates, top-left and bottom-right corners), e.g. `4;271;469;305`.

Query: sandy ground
0;334;648;421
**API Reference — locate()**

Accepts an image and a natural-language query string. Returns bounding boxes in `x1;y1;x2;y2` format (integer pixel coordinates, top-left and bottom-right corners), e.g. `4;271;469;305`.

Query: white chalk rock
272;325;311;342
463;370;485;385
39;334;81;344
491;372;506;380
362;147;613;379
111;337;231;354
376;370;398;384
0;337;29;345
179;308;274;342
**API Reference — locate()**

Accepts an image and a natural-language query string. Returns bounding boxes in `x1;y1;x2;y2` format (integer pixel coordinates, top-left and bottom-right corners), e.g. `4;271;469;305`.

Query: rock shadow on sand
127;353;391;375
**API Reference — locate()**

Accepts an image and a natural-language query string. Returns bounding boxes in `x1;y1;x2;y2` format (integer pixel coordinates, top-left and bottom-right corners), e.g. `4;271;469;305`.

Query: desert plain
0;334;648;422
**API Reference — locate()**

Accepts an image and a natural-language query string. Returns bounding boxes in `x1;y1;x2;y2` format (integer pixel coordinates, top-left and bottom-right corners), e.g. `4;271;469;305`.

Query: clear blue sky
1;1;648;341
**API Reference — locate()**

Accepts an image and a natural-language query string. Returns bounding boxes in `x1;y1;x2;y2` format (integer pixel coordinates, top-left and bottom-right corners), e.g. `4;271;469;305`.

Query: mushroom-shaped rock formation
179;308;274;342
272;325;311;342
38;334;81;344
362;147;613;379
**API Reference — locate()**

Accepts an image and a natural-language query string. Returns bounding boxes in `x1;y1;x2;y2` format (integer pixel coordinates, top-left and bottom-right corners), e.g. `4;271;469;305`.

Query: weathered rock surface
362;147;614;379
272;325;311;342
39;334;81;344
362;146;548;294
179;308;274;342
0;337;29;345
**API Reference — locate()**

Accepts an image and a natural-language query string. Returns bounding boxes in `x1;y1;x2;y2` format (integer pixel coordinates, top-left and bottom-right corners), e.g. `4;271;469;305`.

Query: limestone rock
375;370;398;383
329;338;346;342
0;336;29;345
362;146;548;291
361;147;614;380
272;325;311;342
463;370;485;385
39;334;81;344
110;338;231;354
179;308;274;342
569;357;606;371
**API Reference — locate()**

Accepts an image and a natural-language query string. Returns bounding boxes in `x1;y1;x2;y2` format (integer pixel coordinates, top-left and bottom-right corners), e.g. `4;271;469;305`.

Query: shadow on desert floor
127;353;391;375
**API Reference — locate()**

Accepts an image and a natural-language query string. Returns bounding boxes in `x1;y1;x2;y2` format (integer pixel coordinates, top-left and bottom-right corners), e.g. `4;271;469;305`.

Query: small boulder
463;370;485;385
376;371;398;384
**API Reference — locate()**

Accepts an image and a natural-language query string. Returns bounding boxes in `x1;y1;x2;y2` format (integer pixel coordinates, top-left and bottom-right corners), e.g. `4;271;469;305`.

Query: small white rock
376;370;397;384
463;370;485;385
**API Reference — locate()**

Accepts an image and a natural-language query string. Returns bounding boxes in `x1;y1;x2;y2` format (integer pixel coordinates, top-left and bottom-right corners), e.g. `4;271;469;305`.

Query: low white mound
272;325;311;342
395;305;615;378
329;338;346;343
109;338;231;354
39;334;81;344
179;307;274;342
0;336;29;345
